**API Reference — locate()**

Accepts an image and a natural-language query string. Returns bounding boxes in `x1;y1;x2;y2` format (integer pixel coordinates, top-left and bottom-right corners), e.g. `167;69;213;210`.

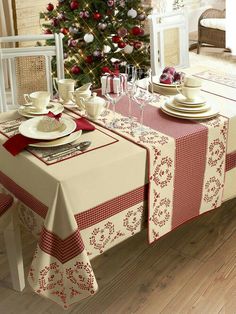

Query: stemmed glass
104;74;124;128
125;65;137;119
133;88;150;134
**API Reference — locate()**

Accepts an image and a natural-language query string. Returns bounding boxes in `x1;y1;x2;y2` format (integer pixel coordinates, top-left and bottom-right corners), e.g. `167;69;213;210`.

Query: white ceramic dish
18;102;64;117
174;94;206;106
153;80;182;88
29;130;82;148
161;102;219;120
19;116;76;140
167;98;211;113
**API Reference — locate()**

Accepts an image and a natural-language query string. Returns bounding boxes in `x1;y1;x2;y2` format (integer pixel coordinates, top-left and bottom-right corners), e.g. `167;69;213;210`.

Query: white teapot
80;92;107;120
71;83;92;109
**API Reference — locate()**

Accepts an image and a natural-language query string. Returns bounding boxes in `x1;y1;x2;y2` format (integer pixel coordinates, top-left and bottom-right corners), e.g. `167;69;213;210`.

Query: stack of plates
18;102;64;118
152;81;181;96
160;94;219;120
19;116;82;148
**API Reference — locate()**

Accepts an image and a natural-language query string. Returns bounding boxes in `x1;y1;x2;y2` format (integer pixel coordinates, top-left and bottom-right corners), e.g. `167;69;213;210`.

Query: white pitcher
70;83;92;109
54;78;75;104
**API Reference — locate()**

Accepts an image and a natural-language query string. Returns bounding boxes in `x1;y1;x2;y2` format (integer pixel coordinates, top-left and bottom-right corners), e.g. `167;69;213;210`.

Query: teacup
176;76;202;100
54;78;75;104
24;91;50;112
180;86;201;100
184;76;202;88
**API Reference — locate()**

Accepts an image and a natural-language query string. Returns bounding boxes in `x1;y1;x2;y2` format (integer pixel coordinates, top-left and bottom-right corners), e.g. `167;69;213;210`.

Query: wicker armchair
197;8;226;54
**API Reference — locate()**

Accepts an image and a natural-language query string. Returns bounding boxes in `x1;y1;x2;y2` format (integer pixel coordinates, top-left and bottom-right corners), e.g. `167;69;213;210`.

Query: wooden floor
0;197;236;314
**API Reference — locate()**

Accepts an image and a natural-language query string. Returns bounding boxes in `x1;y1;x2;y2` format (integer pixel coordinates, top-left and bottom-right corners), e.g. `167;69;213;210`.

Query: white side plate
19;116;76;140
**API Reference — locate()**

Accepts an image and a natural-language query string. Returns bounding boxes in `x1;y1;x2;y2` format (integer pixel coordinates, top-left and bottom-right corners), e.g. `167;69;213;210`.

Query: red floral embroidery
204;176;222;203
89;221;115;253
123;205;144;235
153;156;173;188
151;198;171;228
66;261;95;296
208;139;225;167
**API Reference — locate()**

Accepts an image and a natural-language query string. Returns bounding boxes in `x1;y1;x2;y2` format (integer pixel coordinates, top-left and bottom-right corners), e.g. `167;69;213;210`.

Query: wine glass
145;68;159;104
104;74;124;128
133;88;151;135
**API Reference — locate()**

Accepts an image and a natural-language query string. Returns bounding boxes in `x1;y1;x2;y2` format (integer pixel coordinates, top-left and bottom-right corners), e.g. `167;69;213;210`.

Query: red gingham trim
0;193;13;216
75;185;148;230
0;170;48;218
39;226;85;264
226;151;236;172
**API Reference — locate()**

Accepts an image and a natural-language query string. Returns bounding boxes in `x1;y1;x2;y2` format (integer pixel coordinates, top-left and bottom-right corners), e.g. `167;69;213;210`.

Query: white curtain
226;0;236;55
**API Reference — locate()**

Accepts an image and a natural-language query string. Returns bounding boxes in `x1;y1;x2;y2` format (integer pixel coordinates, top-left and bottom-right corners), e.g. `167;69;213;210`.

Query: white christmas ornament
127;8;137;18
124;44;133;54
84;33;94;43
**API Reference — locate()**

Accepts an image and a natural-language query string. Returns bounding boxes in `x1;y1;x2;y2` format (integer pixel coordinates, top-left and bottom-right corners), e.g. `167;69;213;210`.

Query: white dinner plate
29;130;82;148
174;94;206;106
19;116;76;140
18;102;64;118
167;98;211;113
161;102;219;120
153;80;182;88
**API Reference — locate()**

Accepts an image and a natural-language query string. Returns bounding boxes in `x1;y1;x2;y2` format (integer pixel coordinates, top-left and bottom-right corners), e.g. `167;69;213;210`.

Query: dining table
0;66;236;309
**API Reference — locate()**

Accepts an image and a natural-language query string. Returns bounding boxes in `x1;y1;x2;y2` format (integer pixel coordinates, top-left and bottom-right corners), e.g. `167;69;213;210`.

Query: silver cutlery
46;141;91;161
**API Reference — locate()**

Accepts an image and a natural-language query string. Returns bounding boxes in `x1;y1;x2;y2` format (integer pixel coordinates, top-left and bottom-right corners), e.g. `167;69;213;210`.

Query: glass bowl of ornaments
153;66;185;95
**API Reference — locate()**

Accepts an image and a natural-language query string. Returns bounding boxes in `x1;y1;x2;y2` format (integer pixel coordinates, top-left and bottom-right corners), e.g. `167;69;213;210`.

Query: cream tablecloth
0;67;236;308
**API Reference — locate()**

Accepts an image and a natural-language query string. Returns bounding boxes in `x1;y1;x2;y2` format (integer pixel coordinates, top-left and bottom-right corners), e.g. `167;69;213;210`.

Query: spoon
46;140;91;161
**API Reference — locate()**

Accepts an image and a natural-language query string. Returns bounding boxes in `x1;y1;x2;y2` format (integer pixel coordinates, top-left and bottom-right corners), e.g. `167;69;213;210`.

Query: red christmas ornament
52;18;59;27
44;29;52;34
139;28;145;36
70;1;79;10
46;3;54;11
118;41;126;48
93;12;102;20
101;66;110;73
112;35;121;43
60;27;69;35
131;26;141;36
134;41;142;49
85;55;93;64
71;65;81;75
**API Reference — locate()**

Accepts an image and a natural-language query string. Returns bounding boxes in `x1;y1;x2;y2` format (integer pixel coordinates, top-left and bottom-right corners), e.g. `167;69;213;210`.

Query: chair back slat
0;33;64;112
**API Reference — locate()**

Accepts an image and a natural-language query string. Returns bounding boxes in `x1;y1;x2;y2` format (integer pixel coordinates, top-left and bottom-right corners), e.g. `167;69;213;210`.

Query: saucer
18;102;64;118
174;94;206;106
167;98;211;113
161;102;219;120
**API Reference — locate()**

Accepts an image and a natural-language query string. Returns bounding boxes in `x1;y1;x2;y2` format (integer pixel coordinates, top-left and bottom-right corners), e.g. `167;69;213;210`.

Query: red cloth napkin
3;117;95;156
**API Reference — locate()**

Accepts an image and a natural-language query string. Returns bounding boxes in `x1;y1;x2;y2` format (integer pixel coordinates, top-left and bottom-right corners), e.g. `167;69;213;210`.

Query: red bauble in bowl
131;26;141;36
71;65;81;75
70;1;79;10
163;66;176;76
118;41;126;48
112;36;121;43
139;28;145;36
47;3;54;11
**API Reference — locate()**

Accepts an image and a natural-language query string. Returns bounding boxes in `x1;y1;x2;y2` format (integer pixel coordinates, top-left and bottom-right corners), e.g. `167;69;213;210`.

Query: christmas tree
40;0;151;87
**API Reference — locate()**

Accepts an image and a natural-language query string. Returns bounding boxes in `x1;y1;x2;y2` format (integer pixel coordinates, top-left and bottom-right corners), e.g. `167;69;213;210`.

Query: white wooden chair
0;34;64;112
149;10;189;76
0;193;25;291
